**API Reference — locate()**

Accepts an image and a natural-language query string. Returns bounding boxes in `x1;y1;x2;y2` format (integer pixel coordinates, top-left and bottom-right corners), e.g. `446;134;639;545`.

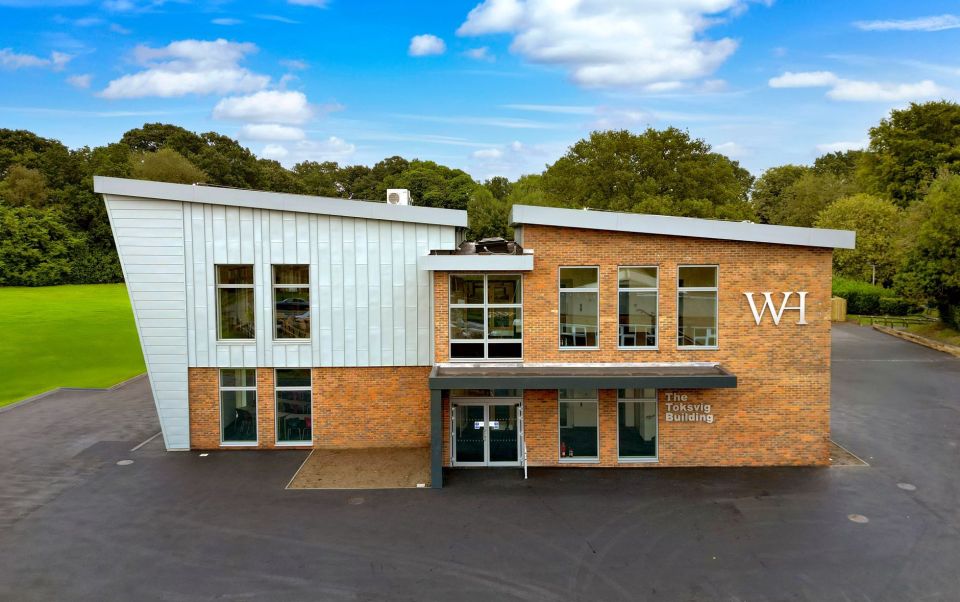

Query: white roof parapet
418;252;534;272
509;204;855;249
94;176;468;228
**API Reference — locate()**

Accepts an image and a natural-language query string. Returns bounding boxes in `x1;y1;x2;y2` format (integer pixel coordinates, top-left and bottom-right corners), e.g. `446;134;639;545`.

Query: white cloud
472;148;503;159
100;39;268;98
261;144;289;160
456;0;752;88
0;48;73;70
213;90;313;124
464;46;494;62
502;103;593;115
768;70;945;102
67;73;92;88
816;140;867;154
256;14;300;24
110;23;131;34
212;18;242;25
714;141;749;158
260;136;356;166
409;34;446;57
239;123;306;141
280;59;309;70
854;14;960;32
467;138;563;180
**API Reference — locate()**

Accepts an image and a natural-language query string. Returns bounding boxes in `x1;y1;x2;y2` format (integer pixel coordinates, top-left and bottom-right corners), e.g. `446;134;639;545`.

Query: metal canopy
428;362;737;390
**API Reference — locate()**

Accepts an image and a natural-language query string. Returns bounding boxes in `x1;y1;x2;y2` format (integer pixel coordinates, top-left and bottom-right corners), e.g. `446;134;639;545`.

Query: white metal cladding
106;195;458;451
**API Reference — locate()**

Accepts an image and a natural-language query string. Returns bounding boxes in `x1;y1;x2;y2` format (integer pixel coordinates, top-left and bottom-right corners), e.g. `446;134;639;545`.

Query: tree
540;129;755;220
484;176;512;201
130;148;207;184
387;160;478;210
0;207;82;286
0;165;49;207
862;100;960;207
751;165;810;223
466;187;511;240
815;194;902;285
770;171;858;227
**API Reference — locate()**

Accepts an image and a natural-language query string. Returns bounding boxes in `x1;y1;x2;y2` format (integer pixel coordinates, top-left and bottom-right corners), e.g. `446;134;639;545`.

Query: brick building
96;177;855;487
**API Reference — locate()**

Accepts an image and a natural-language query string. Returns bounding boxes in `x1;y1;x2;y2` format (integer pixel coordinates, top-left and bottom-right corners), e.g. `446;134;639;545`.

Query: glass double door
453;403;521;466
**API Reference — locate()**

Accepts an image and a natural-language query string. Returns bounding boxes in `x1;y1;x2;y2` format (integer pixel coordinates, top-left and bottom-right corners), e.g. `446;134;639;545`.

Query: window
219;368;257;444
216;265;255;340
275;369;312;444
273;265;310;340
559;267;599;348
618;266;658;348
677;266;718;348
449;274;522;360
558;389;598;461
618;388;657;461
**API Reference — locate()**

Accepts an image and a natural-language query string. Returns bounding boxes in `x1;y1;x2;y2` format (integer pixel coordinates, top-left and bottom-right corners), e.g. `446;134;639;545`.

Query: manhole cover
897;483;917;491
116;460;134;466
847;514;869;523
348;497;364;505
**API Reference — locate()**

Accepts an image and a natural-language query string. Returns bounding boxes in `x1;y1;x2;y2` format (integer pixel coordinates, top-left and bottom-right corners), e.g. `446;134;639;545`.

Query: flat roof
429;362;737;390
94;176;468;228
510;204;855;249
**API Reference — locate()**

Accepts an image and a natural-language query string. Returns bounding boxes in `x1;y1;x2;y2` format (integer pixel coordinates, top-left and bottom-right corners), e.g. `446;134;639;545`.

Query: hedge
833;276;919;316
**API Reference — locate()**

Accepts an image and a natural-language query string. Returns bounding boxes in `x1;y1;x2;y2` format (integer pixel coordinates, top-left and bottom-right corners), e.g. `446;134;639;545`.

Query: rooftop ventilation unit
386;189;410;206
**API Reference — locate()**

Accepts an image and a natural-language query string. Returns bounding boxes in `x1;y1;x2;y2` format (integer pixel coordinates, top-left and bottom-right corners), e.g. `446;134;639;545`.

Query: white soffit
94;176;468;228
418;253;534;271
509;204;855;249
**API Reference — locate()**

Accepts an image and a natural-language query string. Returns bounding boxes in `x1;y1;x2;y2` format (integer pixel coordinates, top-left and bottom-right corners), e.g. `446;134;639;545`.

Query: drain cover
348;497;364;505
847;514;869;523
897;483;917;491
116;460;134;466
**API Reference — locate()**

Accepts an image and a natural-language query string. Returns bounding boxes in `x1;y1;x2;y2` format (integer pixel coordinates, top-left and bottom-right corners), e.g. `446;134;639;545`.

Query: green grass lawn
0;284;145;407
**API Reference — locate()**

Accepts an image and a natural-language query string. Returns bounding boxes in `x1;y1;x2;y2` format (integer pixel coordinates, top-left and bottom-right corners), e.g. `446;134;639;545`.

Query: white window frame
218;368;258;446
557;389;600;463
558;266;600;350
272;265;311;342
617;266;659;350
616;388;659;463
215;264;255;342
274;368;313;446
676;264;719;350
448;274;523;361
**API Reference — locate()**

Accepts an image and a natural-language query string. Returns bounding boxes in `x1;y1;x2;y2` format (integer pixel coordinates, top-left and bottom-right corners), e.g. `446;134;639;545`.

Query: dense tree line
3;102;960;325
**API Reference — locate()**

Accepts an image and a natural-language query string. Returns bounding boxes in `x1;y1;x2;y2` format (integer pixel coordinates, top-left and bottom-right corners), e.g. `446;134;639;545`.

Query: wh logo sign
743;292;808;325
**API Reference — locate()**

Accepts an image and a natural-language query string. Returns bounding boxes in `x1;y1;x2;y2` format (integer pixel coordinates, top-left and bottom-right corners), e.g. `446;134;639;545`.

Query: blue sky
2;0;959;180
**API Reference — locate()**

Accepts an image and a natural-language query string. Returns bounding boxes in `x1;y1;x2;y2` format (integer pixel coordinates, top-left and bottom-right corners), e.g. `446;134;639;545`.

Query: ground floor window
559;389;598;461
220;368;257;444
618;388;657;460
275;368;312;444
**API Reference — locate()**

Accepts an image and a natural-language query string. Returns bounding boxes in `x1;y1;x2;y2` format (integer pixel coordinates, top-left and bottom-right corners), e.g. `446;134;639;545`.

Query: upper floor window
449;274;522;360
677;266;718;348
273;265;310;340
618;267;658;349
559;267;598;348
216;265;255;340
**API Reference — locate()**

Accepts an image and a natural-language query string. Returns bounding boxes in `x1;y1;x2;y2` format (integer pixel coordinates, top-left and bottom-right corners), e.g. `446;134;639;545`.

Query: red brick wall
436;224;833;467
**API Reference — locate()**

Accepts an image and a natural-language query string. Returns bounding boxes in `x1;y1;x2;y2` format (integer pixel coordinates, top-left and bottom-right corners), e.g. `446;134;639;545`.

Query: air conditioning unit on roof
386;189;410;206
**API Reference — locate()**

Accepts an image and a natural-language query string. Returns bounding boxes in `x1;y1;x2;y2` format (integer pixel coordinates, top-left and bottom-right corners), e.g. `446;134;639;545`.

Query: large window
559;267;599;348
449;274;522;359
677;266;718;348
273;265;310;340
275;369;312;444
618;388;657;461
220;368;257;444
216;265;255;340
618;266;658;349
558;389;598;461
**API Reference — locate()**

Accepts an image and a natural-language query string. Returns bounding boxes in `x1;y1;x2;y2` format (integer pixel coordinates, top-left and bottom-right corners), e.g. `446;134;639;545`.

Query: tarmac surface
0;323;958;601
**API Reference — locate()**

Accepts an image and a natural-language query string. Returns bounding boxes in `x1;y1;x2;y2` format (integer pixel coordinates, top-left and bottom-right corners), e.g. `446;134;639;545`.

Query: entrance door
452;403;522;466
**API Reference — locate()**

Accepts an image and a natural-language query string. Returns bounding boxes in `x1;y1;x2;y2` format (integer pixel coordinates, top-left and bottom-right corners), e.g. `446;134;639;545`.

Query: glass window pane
487;307;521;339
450;308;484;340
276;368;311;388
451;342;485;359
274;265;309;285
217;265;253;285
275;287;310;339
678;290;718;347
559;267;598;289
450;275;484;304
678;266;717;288
276;389;311;443
558;389;598;400
559;401;598;459
487;342;522;359
618;401;657;458
221;389;257;442
560;291;598;347
220;368;255;388
618;388;656;400
450;389;522;397
488;276;521;304
618;267;657;289
619;291;657;347
218;288;255;339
